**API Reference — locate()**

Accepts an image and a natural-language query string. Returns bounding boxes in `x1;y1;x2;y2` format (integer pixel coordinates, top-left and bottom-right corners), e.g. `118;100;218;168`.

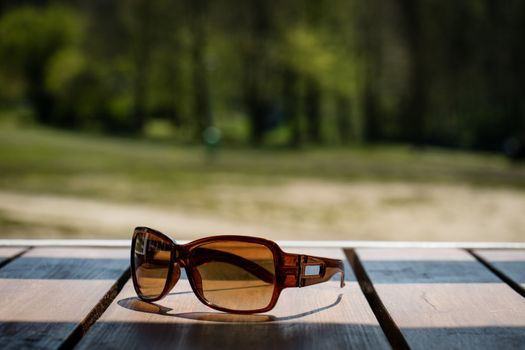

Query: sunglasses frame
131;226;345;314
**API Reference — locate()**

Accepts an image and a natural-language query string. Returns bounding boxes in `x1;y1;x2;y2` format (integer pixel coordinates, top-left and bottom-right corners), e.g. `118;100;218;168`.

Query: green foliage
278;6;359;98
0;5;85;127
0;5;82;73
0;1;523;153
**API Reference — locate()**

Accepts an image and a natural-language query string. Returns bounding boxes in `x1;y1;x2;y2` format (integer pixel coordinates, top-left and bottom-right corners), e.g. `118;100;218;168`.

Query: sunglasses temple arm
332;262;346;288
309;257;345;288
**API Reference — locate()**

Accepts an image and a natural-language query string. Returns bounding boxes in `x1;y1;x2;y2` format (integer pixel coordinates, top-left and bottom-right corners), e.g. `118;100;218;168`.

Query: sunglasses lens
190;241;276;311
133;230;172;299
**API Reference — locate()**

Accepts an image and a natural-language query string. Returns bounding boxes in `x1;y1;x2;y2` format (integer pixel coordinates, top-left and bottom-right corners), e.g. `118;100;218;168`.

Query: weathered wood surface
0;247;27;266
76;248;391;350
2;244;525;350
473;249;525;292
0;247;129;349
352;248;525;350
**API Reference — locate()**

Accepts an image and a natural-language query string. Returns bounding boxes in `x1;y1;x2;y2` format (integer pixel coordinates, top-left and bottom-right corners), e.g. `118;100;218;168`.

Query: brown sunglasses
131;227;345;314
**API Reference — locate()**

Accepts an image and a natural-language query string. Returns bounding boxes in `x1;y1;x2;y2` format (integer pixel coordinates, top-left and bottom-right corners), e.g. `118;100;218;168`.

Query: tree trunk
190;0;212;141
336;94;352;144
305;77;322;144
283;68;301;148
27;67;53;125
130;0;152;134
358;0;382;143
242;0;272;146
397;0;426;145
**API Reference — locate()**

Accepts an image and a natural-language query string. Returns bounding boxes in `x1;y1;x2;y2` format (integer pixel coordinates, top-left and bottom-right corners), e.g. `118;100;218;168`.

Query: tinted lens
190;241;276;311
133;230;172;299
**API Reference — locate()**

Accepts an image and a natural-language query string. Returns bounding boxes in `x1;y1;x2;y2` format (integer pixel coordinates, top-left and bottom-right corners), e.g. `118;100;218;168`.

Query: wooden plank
473;249;525;292
0;247;27;267
77;248;391;350
0;247;129;349
352;248;525;350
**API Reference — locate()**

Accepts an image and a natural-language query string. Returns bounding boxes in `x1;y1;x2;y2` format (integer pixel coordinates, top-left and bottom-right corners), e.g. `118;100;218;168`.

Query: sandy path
0;191;275;240
1;180;524;241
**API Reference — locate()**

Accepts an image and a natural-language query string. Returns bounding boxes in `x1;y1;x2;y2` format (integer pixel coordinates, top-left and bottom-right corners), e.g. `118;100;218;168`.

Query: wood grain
0;247;129;349
473;249;525;292
352;248;525;350
0;247;27;267
77;248;391;350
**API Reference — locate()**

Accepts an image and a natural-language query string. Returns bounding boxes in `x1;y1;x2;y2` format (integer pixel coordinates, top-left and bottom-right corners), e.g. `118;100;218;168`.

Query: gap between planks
351;247;525;350
467;249;525;298
346;247;525;350
345;249;410;350
0;246;33;270
59;266;131;350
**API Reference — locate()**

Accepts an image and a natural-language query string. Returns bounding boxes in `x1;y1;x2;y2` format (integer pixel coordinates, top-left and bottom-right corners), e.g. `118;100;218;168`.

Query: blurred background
0;0;524;241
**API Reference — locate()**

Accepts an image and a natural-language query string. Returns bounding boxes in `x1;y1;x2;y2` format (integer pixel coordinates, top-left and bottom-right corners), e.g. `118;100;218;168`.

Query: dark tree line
0;0;524;154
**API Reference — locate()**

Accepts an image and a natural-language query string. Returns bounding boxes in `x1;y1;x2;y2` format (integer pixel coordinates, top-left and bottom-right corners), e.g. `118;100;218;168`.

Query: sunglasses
131;227;345;314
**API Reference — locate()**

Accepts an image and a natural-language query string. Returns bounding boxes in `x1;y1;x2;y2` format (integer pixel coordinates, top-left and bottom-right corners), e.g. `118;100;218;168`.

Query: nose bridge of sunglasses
172;244;189;267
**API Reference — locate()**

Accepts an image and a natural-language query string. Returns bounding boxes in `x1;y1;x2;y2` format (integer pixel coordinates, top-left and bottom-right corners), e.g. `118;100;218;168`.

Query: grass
1;126;524;200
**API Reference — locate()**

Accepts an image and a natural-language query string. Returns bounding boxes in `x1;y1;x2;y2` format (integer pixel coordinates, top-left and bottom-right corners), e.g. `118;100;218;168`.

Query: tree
188;0;213;141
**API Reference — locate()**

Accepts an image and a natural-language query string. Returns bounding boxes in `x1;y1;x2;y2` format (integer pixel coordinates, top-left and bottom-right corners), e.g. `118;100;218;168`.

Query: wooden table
0;240;524;349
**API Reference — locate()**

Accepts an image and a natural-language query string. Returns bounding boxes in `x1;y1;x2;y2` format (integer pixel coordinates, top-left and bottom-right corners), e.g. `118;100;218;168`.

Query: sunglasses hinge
172;244;189;266
297;255;326;287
